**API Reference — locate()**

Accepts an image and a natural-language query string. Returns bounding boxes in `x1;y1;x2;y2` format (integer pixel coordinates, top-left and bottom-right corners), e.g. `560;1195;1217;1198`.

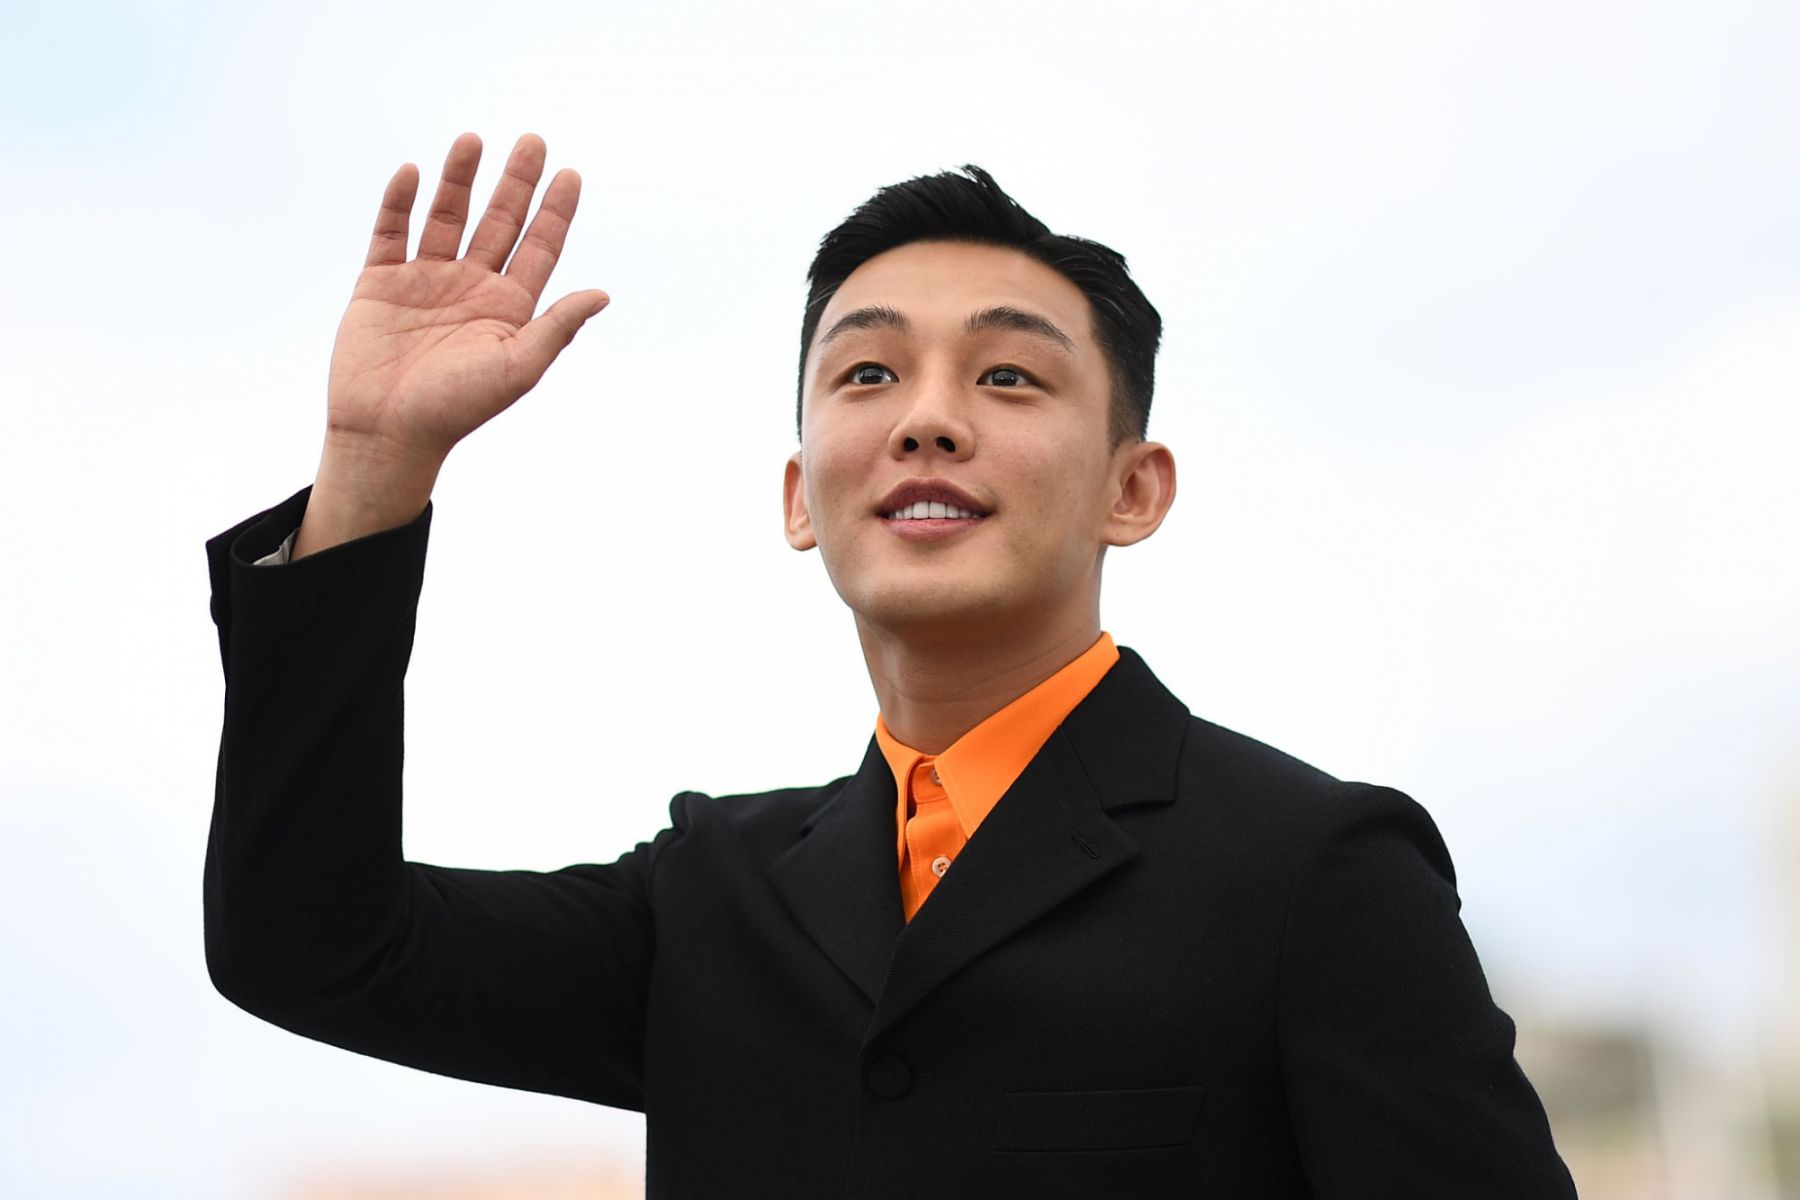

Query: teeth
886;501;983;520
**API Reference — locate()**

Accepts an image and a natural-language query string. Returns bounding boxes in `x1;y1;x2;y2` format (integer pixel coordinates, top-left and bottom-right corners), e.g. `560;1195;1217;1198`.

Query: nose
887;382;975;462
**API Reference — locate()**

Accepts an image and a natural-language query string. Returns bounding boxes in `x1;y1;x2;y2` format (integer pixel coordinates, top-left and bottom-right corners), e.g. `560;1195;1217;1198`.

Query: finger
502;168;583;304
364;163;420;269
465;133;547;274
505;289;611;391
416;133;483;262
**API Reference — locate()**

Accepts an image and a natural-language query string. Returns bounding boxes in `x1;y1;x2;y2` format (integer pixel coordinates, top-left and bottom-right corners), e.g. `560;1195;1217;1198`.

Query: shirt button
929;767;941;786
931;854;952;877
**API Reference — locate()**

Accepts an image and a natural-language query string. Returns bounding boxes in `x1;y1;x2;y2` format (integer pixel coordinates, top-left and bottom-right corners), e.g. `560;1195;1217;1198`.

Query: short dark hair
795;164;1162;447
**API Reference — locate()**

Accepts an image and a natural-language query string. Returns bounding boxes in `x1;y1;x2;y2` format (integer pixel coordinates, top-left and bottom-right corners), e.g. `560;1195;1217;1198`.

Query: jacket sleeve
1276;783;1578;1197
202;485;679;1111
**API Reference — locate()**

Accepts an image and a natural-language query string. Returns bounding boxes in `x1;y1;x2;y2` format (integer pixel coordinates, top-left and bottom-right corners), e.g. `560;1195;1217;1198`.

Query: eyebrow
816;303;1077;358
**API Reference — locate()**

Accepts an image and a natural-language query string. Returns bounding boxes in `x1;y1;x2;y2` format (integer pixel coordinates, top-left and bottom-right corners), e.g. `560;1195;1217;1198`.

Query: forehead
809;240;1098;364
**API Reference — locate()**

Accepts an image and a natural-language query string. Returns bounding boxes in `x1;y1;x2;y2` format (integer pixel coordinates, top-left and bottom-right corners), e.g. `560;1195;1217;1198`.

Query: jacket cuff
204;485;435;656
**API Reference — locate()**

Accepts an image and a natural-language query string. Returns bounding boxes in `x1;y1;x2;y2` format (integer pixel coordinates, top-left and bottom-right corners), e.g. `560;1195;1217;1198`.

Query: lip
881;515;983;542
875;477;992;518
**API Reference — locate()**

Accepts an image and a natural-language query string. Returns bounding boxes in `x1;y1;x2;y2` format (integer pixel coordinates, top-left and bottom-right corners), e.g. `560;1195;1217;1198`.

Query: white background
2;1;1796;1195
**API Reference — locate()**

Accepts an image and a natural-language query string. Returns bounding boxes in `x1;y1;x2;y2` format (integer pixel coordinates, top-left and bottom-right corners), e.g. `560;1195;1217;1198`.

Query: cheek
805;416;893;511
996;440;1082;518
809;458;859;525
1006;449;1110;557
803;450;875;542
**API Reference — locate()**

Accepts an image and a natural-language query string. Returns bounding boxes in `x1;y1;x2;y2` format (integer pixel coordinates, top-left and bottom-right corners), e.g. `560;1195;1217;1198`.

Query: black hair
795;164;1162;447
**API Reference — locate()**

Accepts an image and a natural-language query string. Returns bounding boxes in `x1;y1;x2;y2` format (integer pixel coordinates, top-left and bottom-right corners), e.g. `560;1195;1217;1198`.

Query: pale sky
3;2;1798;1195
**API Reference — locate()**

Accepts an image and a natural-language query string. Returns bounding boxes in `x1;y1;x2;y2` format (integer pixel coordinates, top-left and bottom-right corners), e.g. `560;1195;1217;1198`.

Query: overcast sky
3;1;1797;1195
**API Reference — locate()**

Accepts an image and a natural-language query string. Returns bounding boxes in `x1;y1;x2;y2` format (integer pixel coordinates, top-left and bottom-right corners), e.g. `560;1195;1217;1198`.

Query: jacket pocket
992;1084;1205;1152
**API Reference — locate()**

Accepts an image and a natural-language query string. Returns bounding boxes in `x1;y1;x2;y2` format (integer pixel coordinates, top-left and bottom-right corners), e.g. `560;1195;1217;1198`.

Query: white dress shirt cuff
253;528;298;567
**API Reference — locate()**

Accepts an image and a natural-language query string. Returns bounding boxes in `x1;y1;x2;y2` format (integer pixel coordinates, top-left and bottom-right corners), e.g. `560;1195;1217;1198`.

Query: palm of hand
328;258;541;457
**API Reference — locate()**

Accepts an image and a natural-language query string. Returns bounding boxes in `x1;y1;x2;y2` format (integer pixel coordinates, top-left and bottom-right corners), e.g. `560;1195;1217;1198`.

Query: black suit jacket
204;485;1577;1198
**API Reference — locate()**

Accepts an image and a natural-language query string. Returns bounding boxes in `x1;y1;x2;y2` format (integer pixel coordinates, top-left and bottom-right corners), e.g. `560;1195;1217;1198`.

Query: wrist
293;436;444;560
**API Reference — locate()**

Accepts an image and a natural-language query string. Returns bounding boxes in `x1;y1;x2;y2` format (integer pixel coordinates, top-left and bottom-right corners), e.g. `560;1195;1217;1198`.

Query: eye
847;363;895;386
981;365;1035;388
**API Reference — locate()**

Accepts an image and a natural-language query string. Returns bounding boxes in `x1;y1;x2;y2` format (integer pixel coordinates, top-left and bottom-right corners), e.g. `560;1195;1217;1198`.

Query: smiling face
784;239;1174;645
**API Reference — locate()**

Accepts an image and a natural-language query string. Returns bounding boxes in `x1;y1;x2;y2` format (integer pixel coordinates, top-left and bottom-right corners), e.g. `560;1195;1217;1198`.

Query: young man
204;132;1577;1197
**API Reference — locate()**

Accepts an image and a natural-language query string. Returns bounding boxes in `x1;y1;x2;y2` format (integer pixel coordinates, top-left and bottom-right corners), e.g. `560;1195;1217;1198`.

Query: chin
846;576;1014;637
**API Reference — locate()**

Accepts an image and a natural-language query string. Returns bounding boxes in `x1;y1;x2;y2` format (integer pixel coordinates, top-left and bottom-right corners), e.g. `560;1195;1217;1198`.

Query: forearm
203;489;432;1012
202;494;664;1107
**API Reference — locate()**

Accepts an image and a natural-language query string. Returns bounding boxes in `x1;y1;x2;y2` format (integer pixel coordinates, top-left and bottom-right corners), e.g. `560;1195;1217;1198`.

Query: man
204;131;1578;1197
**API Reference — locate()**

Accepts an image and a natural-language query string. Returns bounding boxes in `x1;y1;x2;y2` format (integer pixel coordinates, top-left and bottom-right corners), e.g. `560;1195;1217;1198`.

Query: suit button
866;1054;913;1099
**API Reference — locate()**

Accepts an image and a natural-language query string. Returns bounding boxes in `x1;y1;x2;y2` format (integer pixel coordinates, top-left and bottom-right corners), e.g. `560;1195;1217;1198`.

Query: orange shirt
874;632;1120;921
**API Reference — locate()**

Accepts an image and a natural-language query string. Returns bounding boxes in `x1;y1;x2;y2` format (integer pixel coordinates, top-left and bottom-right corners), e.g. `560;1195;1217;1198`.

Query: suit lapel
767;648;1190;1034
865;647;1190;1045
865;729;1136;1044
768;737;904;1007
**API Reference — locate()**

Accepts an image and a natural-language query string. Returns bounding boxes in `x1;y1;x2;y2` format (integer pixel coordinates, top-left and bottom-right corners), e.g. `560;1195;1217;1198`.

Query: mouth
875;478;993;523
883;500;985;521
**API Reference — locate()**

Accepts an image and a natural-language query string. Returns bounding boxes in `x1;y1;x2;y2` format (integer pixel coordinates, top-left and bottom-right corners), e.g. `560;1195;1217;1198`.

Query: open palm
324;132;609;462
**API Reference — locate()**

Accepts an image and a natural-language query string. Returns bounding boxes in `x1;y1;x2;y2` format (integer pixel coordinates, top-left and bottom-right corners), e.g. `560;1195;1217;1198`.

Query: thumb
508;289;611;389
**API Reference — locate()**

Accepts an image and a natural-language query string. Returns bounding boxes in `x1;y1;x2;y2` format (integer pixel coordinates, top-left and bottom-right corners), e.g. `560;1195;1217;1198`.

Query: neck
856;604;1103;755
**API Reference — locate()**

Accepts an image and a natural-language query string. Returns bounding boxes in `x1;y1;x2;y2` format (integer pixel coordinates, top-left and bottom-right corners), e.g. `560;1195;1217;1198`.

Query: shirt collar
874;632;1120;856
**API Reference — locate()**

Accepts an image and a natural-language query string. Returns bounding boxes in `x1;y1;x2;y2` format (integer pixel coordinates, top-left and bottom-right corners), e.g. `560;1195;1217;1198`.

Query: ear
783;452;817;551
1100;441;1176;548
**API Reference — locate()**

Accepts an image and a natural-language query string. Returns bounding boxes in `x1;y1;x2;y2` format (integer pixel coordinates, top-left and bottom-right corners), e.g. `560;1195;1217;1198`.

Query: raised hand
291;133;608;560
324;132;609;461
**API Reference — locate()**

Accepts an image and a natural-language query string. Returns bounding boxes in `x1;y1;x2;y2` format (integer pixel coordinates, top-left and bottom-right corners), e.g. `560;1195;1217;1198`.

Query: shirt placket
903;756;960;915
